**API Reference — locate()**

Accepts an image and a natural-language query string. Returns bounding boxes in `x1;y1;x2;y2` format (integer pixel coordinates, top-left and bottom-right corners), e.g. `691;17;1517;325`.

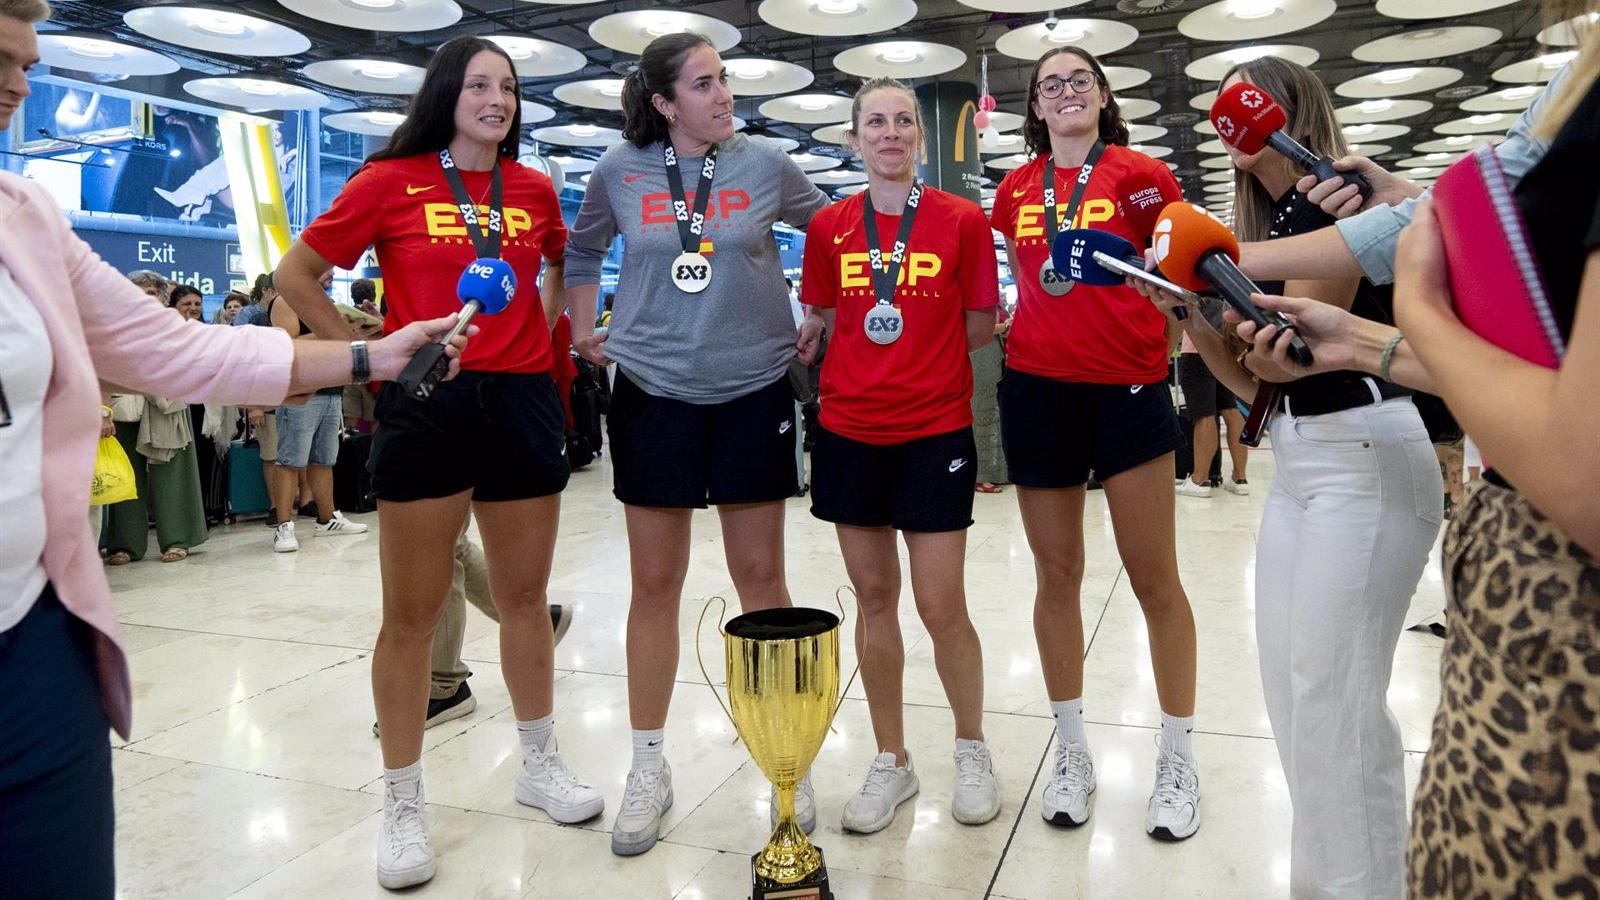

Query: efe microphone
1151;202;1315;367
1050;228;1191;320
396;257;516;400
1209;82;1373;203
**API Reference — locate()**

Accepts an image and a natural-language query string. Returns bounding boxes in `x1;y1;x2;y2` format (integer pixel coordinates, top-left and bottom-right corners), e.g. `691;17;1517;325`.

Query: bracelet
100;405;112;417
350;340;371;385
1378;331;1404;382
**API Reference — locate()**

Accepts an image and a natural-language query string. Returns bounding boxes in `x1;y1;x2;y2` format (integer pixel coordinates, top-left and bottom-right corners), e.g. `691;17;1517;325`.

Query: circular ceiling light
1433;112;1513;134
1204;181;1235;194
988;111;1026;131
1197;138;1230;154
1185;44;1318;81
1202;170;1235;182
302;59;426;95
980;131;1027;154
485;35;586;78
747;134;801;152
1178;0;1336;42
520;101;556;125
809;169;868;185
811;122;852;146
789;152;842;172
1375;0;1517;18
1344;143;1392;156
1200;156;1237;169
1120;98;1161;119
274;0;462;32
1537;11;1599;46
324;109;408;136
1396;152;1462;167
1127;123;1168;143
1340;122;1411;141
757;0;917;37
1335;97;1432;123
759;94;854;124
722;59;814;97
1492;51;1580;84
996;19;1140;61
184;77;329;110
986;154;1031;171
1190;88;1219;111
834;41;967;79
1336;66;1462;98
529;124;623;147
1352;25;1501;62
1412;133;1498;153
1102;66;1152;91
1460;84;1542;112
1194;118;1218;135
37;34;179;76
553;79;628;111
589;11;741;55
957;0;1092;10
1129;144;1173;159
124;6;310;56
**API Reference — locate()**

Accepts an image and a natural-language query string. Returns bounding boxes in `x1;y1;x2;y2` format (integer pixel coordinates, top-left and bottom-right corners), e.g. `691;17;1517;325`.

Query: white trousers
1256;396;1442;900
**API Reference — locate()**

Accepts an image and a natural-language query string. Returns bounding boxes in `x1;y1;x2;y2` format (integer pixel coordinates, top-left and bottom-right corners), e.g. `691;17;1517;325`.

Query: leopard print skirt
1408;481;1600;898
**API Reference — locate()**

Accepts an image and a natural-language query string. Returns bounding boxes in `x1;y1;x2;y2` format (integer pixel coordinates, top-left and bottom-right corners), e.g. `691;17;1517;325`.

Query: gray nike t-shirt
564;134;829;404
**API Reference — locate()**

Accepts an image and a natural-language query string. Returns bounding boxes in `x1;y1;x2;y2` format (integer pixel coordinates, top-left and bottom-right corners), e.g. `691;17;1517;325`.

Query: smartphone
1239;382;1281;448
1091;251;1202;303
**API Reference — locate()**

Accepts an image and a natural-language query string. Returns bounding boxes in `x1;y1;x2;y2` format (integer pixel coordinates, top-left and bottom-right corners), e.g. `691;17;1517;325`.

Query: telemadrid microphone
1151;202;1314;367
1051;228;1192;320
1209;82;1373;202
396;258;515;400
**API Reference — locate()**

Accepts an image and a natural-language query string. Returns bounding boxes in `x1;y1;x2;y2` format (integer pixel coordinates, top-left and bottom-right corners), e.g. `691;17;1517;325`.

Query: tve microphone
1152;202;1314;367
396;257;516;400
1209;83;1372;203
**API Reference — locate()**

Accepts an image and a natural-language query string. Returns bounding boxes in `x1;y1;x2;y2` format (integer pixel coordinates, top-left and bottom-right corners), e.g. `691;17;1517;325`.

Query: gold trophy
703;605;840;900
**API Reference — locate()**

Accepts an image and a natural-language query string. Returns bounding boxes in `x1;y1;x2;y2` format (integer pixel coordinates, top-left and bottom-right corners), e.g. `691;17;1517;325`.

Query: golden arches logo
952;99;977;163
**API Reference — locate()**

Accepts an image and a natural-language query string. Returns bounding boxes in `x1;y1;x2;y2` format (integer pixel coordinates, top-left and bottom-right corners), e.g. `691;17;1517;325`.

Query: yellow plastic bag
90;436;138;506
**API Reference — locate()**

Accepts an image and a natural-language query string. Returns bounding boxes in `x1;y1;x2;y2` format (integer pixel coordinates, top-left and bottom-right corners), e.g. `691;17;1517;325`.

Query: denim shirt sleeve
1335;62;1572;285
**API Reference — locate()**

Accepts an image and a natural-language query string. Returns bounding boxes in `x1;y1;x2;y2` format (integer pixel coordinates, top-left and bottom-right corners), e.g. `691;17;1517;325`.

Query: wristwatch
350;340;371;384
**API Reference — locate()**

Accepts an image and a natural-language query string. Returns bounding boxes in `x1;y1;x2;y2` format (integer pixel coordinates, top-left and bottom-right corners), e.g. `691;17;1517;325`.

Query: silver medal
670;251;711;294
864;305;904;345
1040;258;1074;296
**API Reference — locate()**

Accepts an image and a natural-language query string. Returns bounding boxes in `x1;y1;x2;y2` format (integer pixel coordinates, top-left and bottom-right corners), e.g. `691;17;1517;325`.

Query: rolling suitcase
227;438;270;515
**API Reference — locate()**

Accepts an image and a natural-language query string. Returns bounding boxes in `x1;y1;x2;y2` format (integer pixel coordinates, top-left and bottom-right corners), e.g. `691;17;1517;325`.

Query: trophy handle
694;595;740;742
829;585;864;735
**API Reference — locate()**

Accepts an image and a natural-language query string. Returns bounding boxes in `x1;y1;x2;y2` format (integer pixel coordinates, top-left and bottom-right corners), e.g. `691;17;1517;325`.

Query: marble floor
104;445;1448;899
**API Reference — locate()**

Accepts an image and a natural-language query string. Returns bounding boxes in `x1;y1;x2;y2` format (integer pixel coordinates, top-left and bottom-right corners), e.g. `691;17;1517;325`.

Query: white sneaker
515;737;605;824
840;752;919;834
1224;477;1250;496
376;776;435;890
612;760;673;856
314;510;369;536
273;520;298;553
951;740;1001;825
1176;478;1213;498
769;772;817;834
1040;740;1095;827
1146;736;1201;841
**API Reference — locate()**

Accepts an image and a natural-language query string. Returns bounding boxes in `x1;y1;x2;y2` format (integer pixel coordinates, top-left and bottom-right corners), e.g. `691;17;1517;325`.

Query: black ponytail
621;32;715;148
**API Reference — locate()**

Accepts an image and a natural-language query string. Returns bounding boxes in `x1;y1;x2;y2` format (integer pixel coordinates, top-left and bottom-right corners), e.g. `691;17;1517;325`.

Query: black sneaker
550;604;573;647
297;502;320;520
372;682;477;738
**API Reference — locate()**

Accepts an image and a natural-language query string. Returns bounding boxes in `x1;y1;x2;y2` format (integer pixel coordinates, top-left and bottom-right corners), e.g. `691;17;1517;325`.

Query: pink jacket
2;173;295;739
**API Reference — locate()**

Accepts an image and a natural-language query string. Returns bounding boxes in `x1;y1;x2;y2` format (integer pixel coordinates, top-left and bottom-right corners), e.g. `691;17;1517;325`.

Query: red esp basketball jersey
301;152;567;374
802;186;999;445
990;145;1182;384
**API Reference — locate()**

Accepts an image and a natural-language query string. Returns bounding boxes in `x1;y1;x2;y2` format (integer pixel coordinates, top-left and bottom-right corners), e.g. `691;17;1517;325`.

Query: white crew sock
1160;711;1195;761
632;728;665;771
1050;698;1088;748
384;760;423;787
517;714;555;754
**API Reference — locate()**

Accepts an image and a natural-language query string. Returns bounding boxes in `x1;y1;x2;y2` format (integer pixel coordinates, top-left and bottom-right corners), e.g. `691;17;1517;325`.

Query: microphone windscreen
1052;229;1138;287
1209;83;1287;156
1151;202;1240;292
457;257;516;315
1118;172;1176;236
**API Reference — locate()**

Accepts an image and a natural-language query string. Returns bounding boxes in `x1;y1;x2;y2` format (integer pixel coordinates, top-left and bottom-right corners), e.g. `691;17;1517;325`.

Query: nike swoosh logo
949;459;968;472
833;230;854;245
1130;385;1144;394
405;185;435;195
779;421;792;434
1012;187;1029;199
623;174;647;183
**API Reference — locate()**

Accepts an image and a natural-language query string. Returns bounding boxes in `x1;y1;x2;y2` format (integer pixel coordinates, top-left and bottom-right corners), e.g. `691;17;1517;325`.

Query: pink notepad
1431;145;1566;369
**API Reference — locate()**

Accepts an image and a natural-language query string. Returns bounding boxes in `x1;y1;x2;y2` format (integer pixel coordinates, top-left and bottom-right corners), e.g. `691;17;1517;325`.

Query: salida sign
76;229;243;295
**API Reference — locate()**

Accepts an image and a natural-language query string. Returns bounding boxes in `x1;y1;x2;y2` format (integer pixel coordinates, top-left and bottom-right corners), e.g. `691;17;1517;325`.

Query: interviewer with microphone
988;44;1203;841
274;37;602;890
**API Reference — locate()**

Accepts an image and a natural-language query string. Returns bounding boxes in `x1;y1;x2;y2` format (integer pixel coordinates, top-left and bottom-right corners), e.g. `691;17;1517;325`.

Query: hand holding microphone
1050;228;1199;320
396;258;515;400
1210;83;1373;204
1151;201;1315;367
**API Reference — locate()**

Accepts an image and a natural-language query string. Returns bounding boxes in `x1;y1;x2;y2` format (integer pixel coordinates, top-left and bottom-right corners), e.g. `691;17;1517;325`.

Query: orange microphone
1152;201;1314;367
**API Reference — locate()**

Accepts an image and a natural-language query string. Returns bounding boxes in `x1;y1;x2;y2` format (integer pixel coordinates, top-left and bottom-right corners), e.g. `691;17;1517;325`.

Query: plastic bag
90;436;138;506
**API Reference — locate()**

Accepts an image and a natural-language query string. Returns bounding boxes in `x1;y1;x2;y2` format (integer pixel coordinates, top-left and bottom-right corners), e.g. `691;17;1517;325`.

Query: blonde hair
1534;0;1600;140
0;0;50;23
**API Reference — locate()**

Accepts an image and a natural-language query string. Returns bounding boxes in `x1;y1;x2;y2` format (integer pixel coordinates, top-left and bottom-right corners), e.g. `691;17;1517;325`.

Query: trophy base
750;847;833;900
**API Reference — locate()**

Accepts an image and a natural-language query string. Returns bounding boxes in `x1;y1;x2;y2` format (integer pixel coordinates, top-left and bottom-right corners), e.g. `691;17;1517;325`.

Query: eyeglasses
1036;73;1099;99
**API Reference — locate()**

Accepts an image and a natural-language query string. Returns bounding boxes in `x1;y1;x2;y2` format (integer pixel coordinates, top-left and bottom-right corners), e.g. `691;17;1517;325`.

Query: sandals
106;551;132;566
160;548;189;563
975;483;1005;494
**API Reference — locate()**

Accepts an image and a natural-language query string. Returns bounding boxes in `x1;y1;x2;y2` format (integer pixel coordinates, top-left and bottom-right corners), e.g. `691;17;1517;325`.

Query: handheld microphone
1209;83;1372;203
1151;202;1314;367
396;257;516;400
1050;228;1194;320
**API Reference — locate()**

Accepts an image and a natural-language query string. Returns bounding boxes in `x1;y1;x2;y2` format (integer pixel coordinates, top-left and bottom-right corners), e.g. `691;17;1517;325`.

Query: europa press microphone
1209;82;1373;203
396;258;515;400
1151;201;1315;367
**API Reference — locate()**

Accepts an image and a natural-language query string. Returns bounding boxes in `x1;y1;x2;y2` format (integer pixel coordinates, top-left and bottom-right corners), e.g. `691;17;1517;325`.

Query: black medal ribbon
663;142;719;253
439;148;505;260
1042;140;1106;242
862;181;925;308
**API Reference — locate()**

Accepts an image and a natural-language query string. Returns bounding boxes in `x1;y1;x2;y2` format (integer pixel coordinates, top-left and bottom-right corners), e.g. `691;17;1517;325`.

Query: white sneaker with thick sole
1146;736;1201;841
1224;477;1250;496
273;521;298;553
840;752;919;835
1176;478;1213;498
1040;740;1095;827
952;740;1001;825
376;776;435;890
611;761;673;856
515;738;605;823
314;510;369;536
769;772;817;834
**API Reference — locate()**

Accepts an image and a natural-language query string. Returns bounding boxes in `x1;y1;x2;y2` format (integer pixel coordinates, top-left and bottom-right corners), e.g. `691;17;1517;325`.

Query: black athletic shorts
809;425;977;533
998;367;1184;488
370;371;570;503
1176;353;1238;419
608;370;797;508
